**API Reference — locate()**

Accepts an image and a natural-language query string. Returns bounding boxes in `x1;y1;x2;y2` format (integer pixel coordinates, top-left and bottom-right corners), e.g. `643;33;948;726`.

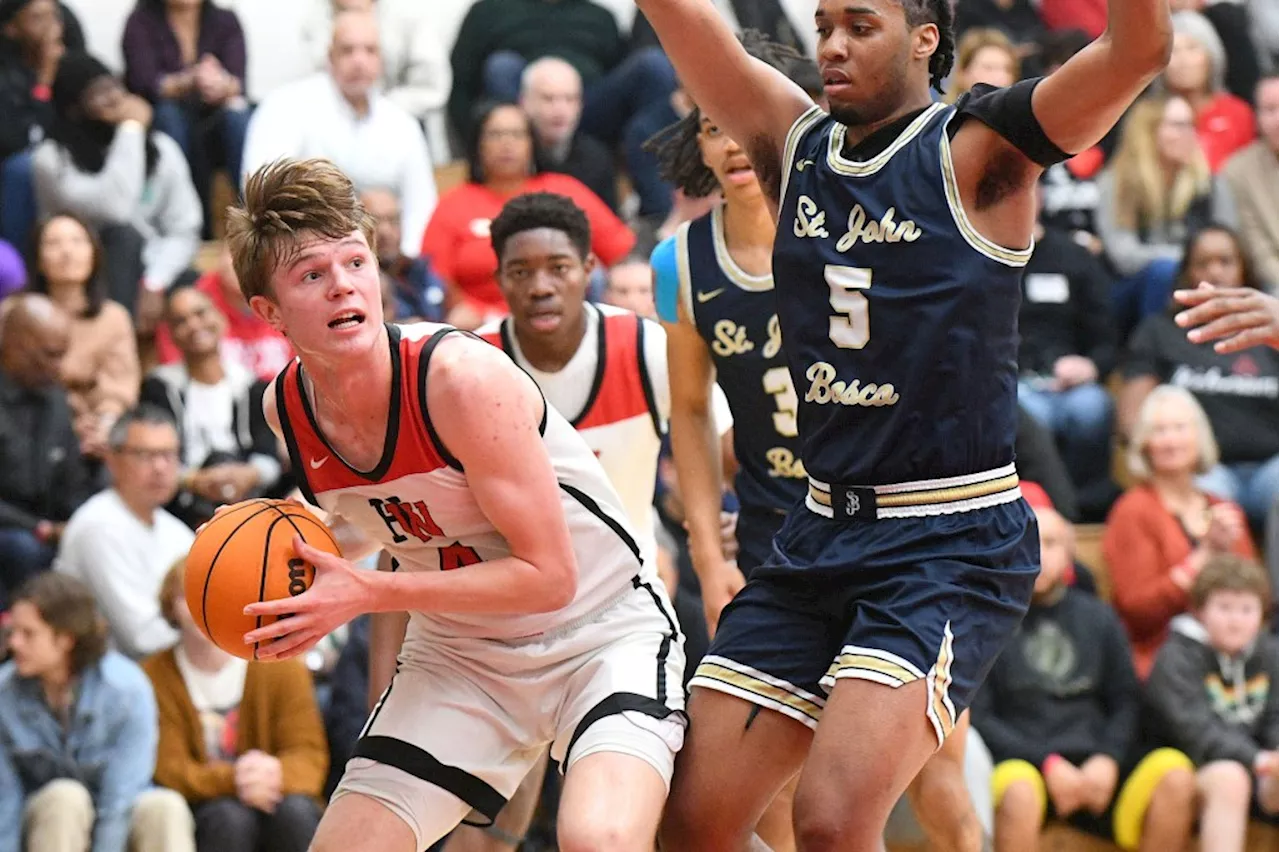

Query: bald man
520;57;619;212
240;8;437;257
0;294;93;608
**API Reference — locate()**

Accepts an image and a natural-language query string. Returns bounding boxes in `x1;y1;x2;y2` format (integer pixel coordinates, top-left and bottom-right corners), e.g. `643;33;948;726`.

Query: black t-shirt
1123;313;1279;464
1018;227;1117;378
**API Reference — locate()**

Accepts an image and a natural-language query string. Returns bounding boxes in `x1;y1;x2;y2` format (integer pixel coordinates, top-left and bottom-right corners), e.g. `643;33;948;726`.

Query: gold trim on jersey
806;463;1022;519
938;121;1034;267
825;102;947;177
779;104;828;204
925;622;958;746
711;205;774;292
824;645;925;689
690;655;825;729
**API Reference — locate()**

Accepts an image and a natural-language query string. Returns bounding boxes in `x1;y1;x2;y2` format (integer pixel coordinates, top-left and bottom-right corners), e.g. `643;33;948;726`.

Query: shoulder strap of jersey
778;104;829;204
635;317;662;438
273;361;320;506
415;327;550;473
569;303;609;427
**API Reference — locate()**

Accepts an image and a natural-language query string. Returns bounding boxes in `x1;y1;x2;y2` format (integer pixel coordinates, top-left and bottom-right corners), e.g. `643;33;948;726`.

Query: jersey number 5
825;265;872;349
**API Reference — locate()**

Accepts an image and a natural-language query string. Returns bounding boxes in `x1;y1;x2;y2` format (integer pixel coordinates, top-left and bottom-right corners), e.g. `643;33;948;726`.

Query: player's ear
913;21;939;63
248;294;284;332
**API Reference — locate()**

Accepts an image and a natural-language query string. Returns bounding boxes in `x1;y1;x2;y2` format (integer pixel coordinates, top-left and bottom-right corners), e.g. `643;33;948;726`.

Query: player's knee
1198;760;1253;809
793;789;878;852
558;815;647;852
658;793;747;852
1150;764;1198;812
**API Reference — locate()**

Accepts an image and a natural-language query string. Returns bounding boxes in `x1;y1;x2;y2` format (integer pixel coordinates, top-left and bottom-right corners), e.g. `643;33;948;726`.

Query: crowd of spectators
0;0;1275;850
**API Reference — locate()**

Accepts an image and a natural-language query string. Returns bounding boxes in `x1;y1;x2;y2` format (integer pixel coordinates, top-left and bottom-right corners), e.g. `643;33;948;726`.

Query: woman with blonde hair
944;29;1020;103
1097;94;1237;329
1103;385;1256;678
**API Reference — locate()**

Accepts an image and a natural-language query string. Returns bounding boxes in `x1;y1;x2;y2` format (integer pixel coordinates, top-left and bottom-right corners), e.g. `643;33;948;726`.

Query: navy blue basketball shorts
734;506;789;579
691;473;1039;747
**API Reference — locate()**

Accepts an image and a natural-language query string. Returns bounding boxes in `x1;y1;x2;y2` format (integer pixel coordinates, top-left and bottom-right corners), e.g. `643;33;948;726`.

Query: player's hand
1079;754;1119;814
1174;283;1280;354
241;536;373;660
1044;758;1086;817
1052;355;1098;390
700;560;746;638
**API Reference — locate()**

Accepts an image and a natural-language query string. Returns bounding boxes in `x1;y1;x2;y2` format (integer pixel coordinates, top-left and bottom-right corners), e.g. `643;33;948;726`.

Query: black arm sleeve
954;78;1072;168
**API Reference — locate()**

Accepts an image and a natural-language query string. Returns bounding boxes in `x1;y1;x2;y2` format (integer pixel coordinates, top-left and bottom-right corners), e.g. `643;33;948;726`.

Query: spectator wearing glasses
54;405;194;659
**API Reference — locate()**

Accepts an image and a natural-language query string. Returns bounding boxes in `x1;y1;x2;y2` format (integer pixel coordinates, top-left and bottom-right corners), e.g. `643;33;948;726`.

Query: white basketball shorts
331;576;687;849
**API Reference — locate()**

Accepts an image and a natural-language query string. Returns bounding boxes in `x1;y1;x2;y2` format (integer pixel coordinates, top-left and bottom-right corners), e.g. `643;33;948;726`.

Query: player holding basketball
227;158;685;852
638;0;1174;849
651;30;984;852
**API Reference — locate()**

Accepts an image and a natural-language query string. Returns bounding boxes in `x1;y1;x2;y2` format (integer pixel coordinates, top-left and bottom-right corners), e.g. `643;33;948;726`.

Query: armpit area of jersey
954;78;1072;169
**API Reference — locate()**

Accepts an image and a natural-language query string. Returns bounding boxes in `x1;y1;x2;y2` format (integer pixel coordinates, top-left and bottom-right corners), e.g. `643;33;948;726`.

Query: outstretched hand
1174;283;1280;354
242;536;375;661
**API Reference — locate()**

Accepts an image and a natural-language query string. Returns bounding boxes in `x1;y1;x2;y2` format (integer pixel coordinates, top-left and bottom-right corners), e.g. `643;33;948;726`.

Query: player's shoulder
651;227;692;325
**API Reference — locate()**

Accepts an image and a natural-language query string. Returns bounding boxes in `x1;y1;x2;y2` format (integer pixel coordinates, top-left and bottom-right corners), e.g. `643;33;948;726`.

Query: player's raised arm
1030;0;1172;155
637;0;813;179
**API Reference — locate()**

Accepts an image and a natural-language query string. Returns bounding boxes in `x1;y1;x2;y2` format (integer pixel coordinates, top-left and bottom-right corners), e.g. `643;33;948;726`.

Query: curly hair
490;192;592;263
643;29;821;199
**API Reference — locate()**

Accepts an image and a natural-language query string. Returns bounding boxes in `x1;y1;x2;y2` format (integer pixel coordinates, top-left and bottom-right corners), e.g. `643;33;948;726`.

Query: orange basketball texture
184;499;341;661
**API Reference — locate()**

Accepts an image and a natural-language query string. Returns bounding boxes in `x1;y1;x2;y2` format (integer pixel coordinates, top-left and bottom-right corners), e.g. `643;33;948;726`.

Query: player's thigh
334;662;542;850
310;792;424;852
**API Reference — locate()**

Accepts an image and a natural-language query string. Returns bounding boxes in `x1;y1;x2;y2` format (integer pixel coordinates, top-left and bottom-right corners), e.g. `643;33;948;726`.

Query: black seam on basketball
200;502;283;645
282;511;340;554
557;483;642;564
634;317;662;438
571;303;608;428
254;512;300;660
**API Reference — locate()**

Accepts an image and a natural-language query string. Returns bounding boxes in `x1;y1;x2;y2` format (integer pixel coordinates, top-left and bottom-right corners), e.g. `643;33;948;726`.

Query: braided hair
903;0;956;92
643;30;821;199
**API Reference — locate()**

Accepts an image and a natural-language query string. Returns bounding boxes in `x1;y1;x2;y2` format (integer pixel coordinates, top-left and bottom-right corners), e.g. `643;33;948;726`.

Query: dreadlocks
643;30;820;199
905;0;957;92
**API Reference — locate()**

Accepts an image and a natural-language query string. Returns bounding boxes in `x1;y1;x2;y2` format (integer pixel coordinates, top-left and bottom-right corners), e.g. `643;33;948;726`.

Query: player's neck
514;310;588;373
840;92;935;151
300;327;394;425
722;197;775;250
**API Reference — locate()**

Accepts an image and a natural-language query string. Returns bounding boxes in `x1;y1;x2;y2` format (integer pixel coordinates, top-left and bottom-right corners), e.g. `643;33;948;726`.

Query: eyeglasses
117;447;180;464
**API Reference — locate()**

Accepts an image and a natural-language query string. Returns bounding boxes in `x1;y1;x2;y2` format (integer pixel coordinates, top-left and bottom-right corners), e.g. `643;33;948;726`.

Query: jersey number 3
825;265;872;349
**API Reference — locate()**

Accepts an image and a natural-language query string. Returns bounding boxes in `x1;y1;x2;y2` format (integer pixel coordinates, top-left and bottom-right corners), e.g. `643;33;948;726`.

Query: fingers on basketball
184;498;341;661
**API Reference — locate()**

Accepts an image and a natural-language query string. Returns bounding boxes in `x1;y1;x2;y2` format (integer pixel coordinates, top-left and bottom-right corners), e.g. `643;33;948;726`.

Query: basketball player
440;192;676;852
227;158;686;852
650;30;984;852
1173;283;1280;353
636;0;1175;849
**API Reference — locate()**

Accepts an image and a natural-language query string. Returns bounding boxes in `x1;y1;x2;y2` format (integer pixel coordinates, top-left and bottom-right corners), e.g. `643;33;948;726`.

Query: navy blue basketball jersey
772;102;1031;491
654;205;807;514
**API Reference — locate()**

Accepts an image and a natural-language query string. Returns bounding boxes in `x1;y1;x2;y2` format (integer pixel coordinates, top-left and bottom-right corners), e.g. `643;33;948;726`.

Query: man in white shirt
55;406;194;659
240;9;436;258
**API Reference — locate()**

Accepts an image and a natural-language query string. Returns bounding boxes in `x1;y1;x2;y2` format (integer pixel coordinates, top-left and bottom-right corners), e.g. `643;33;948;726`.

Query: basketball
184;499;341;661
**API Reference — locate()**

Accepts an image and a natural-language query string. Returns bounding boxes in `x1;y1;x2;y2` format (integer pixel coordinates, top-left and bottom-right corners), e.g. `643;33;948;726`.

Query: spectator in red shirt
420;102;634;329
154;244;292;382
1164;11;1256;173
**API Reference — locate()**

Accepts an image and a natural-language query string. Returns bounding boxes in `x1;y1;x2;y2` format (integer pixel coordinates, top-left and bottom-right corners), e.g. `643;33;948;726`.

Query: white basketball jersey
275;322;643;640
477;304;667;566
